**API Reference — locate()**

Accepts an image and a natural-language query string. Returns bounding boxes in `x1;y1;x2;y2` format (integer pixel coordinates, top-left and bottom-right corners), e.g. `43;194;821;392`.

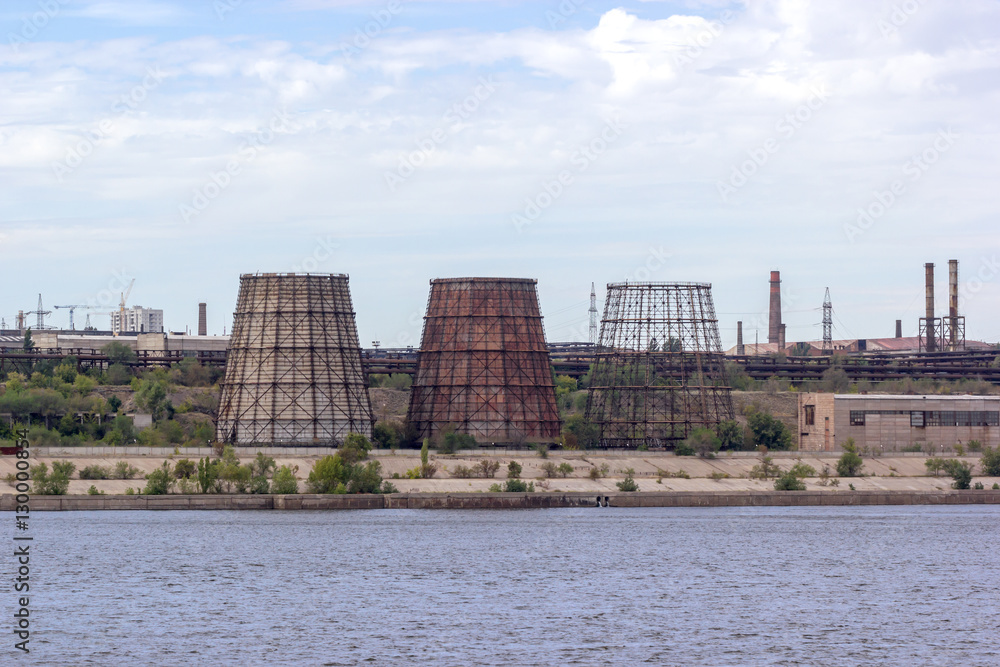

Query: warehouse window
804;405;815;426
850;410;865;426
911;411;925;428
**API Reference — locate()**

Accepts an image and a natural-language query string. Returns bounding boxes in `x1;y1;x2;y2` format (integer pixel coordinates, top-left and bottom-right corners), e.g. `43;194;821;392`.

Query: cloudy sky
2;0;998;348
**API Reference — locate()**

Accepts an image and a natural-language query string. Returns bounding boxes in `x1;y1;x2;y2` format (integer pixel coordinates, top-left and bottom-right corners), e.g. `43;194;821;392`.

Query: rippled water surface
24;506;1000;665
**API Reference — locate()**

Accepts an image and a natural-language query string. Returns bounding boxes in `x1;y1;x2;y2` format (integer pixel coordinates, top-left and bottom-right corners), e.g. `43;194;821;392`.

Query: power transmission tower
589;283;598;345
822;288;833;353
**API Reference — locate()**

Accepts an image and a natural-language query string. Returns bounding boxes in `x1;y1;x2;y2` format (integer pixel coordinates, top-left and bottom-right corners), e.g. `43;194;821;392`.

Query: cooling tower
216;273;373;446
585;282;734;448
406;277;560;443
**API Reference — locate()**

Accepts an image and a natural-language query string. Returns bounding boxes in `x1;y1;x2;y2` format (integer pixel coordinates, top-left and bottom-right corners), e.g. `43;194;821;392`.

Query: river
21;506;1000;665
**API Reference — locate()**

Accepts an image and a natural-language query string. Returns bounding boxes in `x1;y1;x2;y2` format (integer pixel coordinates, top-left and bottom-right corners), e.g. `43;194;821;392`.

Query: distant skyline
2;0;998;348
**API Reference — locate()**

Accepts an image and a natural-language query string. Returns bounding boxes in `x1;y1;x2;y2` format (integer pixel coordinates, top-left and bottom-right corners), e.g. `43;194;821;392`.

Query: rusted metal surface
406;277;560;443
585;282;735;448
216;273;373;446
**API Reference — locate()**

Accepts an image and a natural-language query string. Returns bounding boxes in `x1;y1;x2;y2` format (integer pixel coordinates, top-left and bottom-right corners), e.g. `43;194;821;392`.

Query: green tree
557;462;574;478
107;395;123;413
105;364;132;385
197;457;220;493
685;427;721;458
23;328;35;351
749;455;783;480
271;465;299;494
943;460;973;490
746;410;793;451
836;438;864;477
174;458;197;479
134;379;168;421
507;460;522;479
102;341;137;365
979;446;1000;476
143;461;175;495
307;454;350;494
714;419;745;451
30;462;70;495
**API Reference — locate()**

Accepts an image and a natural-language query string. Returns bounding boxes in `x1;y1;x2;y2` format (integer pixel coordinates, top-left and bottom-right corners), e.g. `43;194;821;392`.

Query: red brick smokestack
925;263;936;352
768;271;782;345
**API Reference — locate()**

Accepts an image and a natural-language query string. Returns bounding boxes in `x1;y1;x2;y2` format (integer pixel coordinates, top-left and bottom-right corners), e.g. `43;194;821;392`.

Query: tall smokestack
737;321;745;355
779;323;786;351
198;302;207;336
925;262;936;352
948;259;958;349
768;270;782;344
895;319;902;339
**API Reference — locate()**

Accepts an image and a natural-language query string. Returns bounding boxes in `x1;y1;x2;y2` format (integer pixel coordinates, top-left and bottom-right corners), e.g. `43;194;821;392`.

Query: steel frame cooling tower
406;277;560;443
216;273;373;446
585;281;734;448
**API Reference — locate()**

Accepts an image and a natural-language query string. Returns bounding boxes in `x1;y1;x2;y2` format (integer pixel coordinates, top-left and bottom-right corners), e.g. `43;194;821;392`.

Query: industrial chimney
948;259;959;349
198;302;207;336
768;271;782;345
737;321;745;355
895;320;902;339
925;262;936;352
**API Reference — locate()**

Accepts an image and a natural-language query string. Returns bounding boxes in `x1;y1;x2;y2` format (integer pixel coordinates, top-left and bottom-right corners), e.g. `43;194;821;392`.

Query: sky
1;0;998;349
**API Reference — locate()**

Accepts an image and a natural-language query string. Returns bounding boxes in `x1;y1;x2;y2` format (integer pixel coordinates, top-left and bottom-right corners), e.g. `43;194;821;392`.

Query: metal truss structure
406;278;560;443
585;282;734;448
216;273;373;446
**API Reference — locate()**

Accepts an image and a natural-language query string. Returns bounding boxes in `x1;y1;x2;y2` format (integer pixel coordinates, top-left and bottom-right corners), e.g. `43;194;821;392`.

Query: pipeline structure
215;273;373;446
584;282;735;448
405;278;560;443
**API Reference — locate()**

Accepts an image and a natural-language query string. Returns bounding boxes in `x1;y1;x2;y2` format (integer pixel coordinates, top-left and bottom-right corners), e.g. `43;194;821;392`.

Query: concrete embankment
4;490;1000;511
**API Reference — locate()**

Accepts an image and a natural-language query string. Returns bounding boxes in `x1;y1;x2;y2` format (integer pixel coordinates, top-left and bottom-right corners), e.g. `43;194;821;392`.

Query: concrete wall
5;490;1000;511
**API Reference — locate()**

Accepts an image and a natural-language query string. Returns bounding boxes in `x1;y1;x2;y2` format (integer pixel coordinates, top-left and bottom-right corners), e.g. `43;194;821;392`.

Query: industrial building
586;281;734;448
406;277;560;443
111;305;164;333
798;393;1000;452
215;273;373;446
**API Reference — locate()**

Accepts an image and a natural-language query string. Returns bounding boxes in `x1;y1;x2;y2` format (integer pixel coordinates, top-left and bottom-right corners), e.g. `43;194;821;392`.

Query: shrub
674;441;695;456
616;468;639;492
451;464;474;478
113;461;141;480
87;485;105;495
967;440;983;453
557;462;573;478
488;483;503;492
540;461;558;478
980;447;1000;477
143;462;175;495
714;419;745;451
124;487;135;495
80;464;111;480
836;439;864;477
380;480;399;494
973;481;985;490
30;463;70;495
341;433;373;465
749;455;782;480
788;462;816;479
774;472;806;491
993;483;1000;490
507;461;522;479
503;479;533;493
271;465;299;494
534;443;549;459
900;444;923;453
473;460;501;478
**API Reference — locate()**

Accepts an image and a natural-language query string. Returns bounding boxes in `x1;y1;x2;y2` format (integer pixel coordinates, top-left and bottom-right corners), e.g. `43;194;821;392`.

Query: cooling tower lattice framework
585;281;734;448
407;277;560;443
216;273;373;446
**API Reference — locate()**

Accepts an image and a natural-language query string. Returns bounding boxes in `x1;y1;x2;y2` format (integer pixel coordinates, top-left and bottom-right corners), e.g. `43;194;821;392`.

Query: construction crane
25;294;53;330
113;279;136;335
53;304;99;331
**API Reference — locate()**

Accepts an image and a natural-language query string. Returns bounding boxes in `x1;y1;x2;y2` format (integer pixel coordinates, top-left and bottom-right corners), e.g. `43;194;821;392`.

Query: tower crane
53;304;100;331
114;279;136;335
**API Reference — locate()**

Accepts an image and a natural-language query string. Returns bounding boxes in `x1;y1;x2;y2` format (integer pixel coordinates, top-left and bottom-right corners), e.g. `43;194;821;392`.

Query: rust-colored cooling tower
216;273;373;445
768;270;782;345
585;282;734;448
406;277;560;443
